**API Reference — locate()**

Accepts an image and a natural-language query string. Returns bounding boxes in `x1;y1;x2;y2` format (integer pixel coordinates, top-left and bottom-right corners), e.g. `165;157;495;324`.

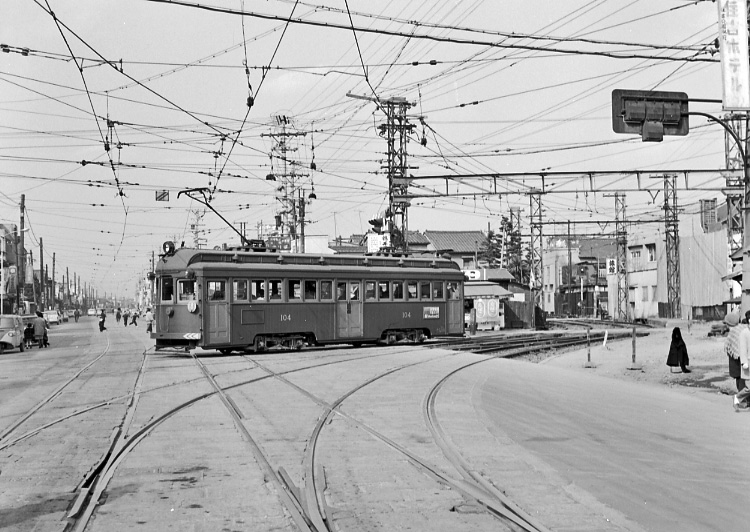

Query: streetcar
151;241;465;353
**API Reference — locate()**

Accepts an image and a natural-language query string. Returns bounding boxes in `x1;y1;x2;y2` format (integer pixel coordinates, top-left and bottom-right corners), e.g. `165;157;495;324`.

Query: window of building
642;286;649;302
646;244;656;262
233;279;248;301
700;198;717;232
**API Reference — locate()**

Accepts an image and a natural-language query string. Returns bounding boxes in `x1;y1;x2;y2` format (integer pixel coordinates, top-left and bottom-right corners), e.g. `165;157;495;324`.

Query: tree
478;230;503;267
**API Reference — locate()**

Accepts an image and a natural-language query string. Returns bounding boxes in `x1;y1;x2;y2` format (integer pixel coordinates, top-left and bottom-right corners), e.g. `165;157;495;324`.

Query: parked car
87;308;96;317
0;314;25;353
43;309;60;325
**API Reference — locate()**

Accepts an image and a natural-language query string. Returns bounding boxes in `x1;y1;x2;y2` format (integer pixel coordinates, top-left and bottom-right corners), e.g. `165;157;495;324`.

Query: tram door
446;281;463;334
206;279;230;344
336;281;362;338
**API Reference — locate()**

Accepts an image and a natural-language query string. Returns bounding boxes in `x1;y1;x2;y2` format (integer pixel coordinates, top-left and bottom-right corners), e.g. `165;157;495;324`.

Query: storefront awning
464;281;512;298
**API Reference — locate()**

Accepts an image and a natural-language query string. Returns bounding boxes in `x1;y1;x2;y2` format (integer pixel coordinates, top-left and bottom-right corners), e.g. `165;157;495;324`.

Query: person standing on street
666;327;691;373
98;309;107;332
74;308;80;323
724;312;747;409
734;311;750;411
122;308;129;327
33;311;47;348
144;307;154;334
115;307;121;324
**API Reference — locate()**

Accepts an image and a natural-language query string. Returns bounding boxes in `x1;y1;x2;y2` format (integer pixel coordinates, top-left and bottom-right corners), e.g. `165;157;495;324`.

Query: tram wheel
253;336;266;353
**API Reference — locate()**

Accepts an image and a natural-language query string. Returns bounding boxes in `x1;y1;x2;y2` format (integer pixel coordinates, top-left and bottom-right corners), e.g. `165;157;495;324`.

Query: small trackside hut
152;242;465;353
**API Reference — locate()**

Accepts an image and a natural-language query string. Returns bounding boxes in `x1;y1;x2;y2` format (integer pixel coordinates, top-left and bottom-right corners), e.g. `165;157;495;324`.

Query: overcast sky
1;0;728;296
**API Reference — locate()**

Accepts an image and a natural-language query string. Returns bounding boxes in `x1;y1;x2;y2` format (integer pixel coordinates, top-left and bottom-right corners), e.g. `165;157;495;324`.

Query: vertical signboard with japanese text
717;0;750;110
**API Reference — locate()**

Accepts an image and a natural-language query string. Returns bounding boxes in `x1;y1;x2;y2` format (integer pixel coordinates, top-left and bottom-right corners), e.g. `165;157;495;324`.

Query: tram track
0;335;113;443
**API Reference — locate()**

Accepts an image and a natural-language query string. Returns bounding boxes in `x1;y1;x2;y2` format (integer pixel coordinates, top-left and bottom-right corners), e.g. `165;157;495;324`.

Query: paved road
3;320;748;532
452;358;750;532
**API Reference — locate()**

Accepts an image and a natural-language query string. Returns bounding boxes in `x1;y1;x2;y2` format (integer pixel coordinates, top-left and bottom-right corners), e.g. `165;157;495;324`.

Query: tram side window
420;281;431;300
251;280;265;301
350;282;360;301
233;280;248;302
208;280;226;301
378;281;389;300
320;281;333;300
337;282;347;301
177;279;195;301
365;281;376;301
160;277;174;302
304;280;317;301
288;280;302;301
269;279;282;300
407;281;418;300
392;281;404;300
432;281;444;300
447;281;461;300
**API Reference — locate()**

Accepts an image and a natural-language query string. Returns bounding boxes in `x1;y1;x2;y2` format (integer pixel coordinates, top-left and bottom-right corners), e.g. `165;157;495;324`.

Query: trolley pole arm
177;187;248;245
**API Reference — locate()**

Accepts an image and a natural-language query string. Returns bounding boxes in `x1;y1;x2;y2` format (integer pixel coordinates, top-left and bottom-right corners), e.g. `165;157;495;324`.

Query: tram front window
161;277;174;302
208;280;226;301
178;279;196;301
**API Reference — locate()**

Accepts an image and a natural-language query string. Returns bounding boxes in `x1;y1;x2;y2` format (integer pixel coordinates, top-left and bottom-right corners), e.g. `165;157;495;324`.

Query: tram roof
158;247;462;272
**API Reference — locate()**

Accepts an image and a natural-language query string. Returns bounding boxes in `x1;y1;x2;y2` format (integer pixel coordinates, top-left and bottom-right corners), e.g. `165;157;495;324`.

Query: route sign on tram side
611;89;689;142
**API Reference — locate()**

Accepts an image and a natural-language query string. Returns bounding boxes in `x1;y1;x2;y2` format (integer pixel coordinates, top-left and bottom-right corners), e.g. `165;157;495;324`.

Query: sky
0;0;731;298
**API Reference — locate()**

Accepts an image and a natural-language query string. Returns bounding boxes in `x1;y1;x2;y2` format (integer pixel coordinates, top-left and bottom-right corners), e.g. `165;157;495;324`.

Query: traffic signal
368;218;384;234
612;89;688;142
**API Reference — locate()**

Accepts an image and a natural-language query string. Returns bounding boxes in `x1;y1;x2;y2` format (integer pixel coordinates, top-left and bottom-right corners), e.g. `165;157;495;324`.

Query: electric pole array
262;115;312;253
724;113;747;254
529;191;544;315
613;193;629;320
663;174;681;319
190;210;207;249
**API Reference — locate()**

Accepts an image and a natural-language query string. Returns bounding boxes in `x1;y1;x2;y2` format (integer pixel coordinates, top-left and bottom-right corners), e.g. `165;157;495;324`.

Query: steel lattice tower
664;174;681;319
615;193;629;321
379;97;414;252
529;192;544;311
724;113;747;254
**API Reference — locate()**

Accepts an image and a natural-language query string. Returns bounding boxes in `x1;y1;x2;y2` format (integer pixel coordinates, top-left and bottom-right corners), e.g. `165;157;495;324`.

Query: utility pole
261;116;310;253
39;237;44;311
724;113;746;254
52;252;56;309
19;194;25;313
529;191;544;326
348;93;415;253
567;220;573;317
613;193;629;321
664;174;681;318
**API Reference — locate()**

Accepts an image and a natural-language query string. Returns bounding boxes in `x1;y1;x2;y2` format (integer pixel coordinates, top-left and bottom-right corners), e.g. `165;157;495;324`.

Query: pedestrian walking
734;311;750;411
33;311;48;348
144;308;153;333
666;327;690;373
74;308;80;323
115;308;121;324
724;312;747;409
123;308;129;327
130;310;138;326
98;309;107;332
24;322;35;349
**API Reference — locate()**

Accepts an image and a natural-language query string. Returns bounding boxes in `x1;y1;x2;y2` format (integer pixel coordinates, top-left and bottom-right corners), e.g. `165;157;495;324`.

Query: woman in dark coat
666;327;690;373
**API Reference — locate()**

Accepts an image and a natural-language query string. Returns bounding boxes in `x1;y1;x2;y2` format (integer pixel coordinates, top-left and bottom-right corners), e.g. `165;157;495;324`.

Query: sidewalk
541;319;739;405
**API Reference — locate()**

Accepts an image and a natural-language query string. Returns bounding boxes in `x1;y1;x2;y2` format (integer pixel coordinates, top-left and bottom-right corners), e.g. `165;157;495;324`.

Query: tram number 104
280;314;292;322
